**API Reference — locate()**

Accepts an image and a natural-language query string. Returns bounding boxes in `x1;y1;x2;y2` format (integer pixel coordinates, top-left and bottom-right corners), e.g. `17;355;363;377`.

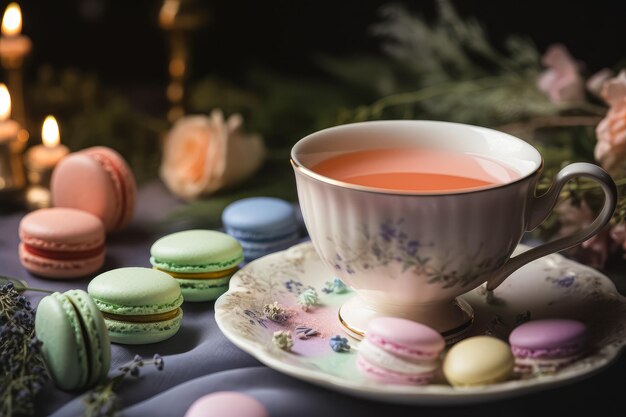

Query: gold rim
154;266;238;280
337;303;475;341
337;310;365;338
102;308;181;323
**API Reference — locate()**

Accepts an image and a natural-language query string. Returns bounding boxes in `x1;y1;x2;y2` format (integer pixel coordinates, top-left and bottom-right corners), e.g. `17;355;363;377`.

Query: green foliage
27;66;167;184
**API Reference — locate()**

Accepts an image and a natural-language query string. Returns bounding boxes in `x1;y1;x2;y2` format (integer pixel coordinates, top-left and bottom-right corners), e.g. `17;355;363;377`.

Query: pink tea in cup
312;148;520;192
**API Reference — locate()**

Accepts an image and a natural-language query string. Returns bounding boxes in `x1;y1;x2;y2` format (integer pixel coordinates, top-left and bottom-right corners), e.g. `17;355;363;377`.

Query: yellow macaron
443;336;514;387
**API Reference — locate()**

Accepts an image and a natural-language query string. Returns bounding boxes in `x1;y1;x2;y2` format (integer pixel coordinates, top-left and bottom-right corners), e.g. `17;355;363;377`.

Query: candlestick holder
159;0;208;123
0;135;25;201
0;3;31;138
23;160;52;210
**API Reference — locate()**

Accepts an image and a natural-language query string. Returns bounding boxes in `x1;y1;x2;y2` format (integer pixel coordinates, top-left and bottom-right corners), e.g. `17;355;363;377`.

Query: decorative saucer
214;242;626;405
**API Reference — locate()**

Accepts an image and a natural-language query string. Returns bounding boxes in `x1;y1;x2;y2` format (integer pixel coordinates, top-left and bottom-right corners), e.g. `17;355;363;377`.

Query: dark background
14;0;626;116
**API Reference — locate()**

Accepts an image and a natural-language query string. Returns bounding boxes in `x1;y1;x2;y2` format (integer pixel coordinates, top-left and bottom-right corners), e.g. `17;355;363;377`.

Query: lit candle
0;3;31;64
25;116;69;170
0;83;19;142
0;82;25;194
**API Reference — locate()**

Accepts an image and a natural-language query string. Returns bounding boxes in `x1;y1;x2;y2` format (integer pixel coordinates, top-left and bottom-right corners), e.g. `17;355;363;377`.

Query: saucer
214;242;626;405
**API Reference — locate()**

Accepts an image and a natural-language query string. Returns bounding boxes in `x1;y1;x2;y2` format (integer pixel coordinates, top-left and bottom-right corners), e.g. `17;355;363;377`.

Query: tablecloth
1;182;624;417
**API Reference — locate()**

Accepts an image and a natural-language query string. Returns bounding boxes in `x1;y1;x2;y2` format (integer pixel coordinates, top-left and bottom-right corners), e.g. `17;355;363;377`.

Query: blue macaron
222;197;301;261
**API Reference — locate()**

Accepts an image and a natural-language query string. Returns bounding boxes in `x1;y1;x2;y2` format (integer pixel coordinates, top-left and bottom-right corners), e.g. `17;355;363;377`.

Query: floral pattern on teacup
327;218;509;288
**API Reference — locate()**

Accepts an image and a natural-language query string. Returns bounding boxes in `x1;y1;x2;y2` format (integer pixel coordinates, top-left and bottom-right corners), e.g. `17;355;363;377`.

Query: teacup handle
486;162;618;291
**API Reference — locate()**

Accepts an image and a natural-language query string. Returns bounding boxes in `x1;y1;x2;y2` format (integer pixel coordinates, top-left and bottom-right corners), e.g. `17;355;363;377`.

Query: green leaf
0;275;28;291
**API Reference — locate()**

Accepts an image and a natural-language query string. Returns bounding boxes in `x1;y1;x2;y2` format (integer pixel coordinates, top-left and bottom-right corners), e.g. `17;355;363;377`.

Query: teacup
291;120;617;342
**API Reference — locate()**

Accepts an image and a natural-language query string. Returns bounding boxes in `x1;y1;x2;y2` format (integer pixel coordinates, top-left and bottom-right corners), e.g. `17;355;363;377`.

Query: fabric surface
1;182;624;417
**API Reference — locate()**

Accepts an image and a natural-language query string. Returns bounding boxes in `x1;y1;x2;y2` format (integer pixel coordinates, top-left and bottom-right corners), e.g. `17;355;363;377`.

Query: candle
0;3;31;65
25;116;69;170
0;83;19;142
0;82;25;194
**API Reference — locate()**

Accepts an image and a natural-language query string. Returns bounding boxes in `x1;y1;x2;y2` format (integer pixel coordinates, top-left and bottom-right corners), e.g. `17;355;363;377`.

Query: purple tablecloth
1;182;624;417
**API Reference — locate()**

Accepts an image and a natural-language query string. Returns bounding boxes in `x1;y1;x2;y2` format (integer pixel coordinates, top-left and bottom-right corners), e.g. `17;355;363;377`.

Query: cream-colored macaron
443;336;514;387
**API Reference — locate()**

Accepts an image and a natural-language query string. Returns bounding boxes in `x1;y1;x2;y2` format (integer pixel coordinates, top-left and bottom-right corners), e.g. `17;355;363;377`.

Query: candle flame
0;84;11;121
2;3;22;36
159;0;180;28
42;116;60;148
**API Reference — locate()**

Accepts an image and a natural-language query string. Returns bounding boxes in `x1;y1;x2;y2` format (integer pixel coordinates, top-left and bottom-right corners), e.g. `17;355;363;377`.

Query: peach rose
160;110;266;200
537;44;584;104
595;70;626;174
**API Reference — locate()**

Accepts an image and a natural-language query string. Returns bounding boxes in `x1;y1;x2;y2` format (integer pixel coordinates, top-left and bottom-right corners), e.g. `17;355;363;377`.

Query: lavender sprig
83;354;165;417
0;282;49;417
295;326;319;339
263;302;289;322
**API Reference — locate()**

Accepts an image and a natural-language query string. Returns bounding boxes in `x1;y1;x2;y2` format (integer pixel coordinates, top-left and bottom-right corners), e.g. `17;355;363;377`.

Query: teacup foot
338;295;474;345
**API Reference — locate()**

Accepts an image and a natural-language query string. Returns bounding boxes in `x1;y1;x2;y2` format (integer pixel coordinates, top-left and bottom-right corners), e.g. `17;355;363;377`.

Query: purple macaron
509;318;588;374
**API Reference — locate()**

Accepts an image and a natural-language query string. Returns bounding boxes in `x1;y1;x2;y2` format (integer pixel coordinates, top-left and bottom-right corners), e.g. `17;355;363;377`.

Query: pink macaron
509;318;588;374
51;146;136;232
19;207;106;279
184;392;269;417
357;317;445;385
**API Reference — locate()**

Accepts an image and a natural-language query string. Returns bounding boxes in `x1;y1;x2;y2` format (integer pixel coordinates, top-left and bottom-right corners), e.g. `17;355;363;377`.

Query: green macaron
88;267;184;344
150;230;244;302
35;289;110;391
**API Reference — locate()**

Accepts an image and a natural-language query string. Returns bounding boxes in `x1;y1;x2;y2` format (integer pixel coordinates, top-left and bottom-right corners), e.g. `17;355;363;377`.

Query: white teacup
291;121;617;342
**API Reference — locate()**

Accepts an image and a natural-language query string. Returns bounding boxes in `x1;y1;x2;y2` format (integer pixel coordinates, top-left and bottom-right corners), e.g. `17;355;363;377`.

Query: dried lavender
295;325;319;339
83;354;165;417
272;331;293;351
0;282;49;417
263;302;289;322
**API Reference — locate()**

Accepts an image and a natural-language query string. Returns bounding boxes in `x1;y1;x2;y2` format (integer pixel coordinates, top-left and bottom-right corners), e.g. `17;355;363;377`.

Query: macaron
222;197;300;261
19;207;106;279
184;392;269;417
356;317;445;385
35;289;110;391
509;318;588;374
88;267;183;344
51;146;136;232
150;230;244;302
443;336;514;387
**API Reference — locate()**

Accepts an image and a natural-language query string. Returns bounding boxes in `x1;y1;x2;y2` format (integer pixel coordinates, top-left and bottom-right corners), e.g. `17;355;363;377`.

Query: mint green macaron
88;267;183;344
35;289;110;391
150;230;244;302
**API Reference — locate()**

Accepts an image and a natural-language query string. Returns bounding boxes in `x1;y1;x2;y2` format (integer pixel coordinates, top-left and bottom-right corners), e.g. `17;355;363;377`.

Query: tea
311;148;520;192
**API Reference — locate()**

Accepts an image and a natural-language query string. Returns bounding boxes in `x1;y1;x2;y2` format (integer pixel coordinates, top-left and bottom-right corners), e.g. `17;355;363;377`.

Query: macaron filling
65;290;109;387
150;256;243;273
154;266;238;280
511;344;583;359
359;339;438;374
22;243;105;260
224;224;299;242
356;356;432;385
101;308;182;323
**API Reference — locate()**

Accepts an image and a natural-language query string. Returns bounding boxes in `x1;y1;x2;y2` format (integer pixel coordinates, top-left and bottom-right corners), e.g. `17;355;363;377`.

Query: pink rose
160;110;266;200
595;70;626;174
537;44;584;104
610;223;626;250
586;68;614;98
